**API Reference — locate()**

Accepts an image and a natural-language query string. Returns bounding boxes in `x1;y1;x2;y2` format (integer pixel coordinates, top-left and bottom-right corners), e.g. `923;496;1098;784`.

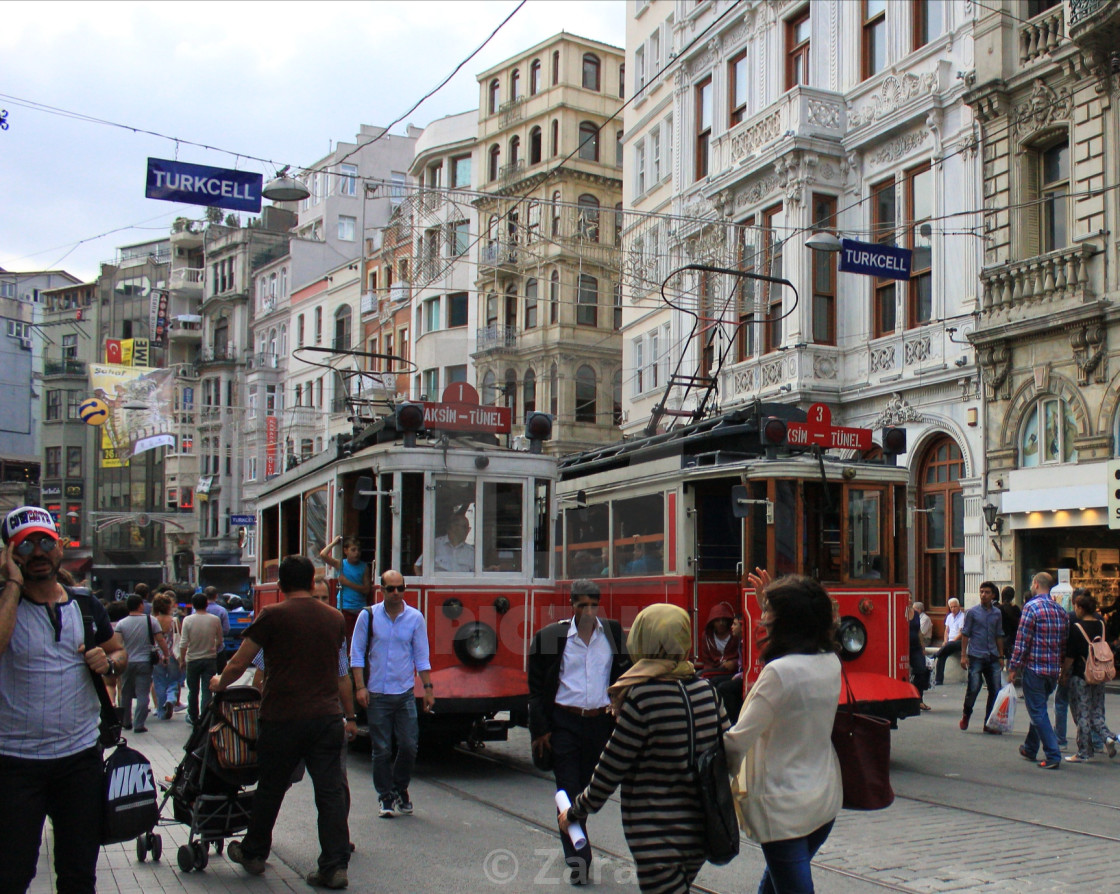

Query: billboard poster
149;289;169;347
132;338;150;367
120;339;134;367
265;415;278;477
89;363;177;459
145;158;263;213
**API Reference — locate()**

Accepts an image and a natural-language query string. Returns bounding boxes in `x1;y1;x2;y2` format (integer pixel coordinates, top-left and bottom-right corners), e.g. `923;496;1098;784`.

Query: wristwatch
423;683;434;690
344;715;357;722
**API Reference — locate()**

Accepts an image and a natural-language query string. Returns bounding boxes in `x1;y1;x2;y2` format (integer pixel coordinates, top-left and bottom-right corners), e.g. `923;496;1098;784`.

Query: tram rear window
480;481;523;573
612;494;664;576
566;503;608;579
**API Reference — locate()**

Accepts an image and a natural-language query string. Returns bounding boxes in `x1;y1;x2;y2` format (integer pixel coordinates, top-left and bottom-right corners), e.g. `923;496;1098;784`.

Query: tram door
692;479;741;581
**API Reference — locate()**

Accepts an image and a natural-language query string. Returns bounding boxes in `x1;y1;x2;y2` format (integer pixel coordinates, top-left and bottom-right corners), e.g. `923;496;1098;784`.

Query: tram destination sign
420;401;511;434
786;403;872;451
838;238;912;281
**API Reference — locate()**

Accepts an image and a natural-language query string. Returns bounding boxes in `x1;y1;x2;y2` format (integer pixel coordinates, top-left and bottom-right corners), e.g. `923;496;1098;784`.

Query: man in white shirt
528;581;628;885
412;512;474;574
934;597;966;685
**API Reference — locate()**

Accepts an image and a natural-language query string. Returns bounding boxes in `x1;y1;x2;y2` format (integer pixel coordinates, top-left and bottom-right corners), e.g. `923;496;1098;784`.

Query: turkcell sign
145;158;262;213
838;238;912;281
230;514;256;527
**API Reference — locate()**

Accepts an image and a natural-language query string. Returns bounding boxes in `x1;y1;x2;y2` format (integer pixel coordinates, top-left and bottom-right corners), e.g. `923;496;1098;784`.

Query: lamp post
262;166;311;203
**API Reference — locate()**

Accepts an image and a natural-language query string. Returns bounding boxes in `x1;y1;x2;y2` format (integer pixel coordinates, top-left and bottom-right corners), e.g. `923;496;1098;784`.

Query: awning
62;556;93;577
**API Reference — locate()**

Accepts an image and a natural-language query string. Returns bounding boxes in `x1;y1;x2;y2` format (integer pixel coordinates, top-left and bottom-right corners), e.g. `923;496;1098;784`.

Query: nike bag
102;743;159;844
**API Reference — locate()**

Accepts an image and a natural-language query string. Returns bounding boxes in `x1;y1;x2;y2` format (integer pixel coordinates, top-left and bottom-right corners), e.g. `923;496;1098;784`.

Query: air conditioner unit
19;338;31;350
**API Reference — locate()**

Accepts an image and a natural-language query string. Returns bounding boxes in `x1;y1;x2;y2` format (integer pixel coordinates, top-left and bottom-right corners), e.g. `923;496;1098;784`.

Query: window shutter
1020;151;1041;259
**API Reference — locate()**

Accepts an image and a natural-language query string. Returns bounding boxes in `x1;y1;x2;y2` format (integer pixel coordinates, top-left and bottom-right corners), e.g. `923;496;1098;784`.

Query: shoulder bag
679;679;740;865
72;591;124;748
830;668;894;810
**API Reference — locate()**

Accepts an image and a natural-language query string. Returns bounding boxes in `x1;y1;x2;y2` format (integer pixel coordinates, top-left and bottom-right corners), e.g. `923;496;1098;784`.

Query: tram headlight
837;616;868;661
453;621;498;666
441;598;464;620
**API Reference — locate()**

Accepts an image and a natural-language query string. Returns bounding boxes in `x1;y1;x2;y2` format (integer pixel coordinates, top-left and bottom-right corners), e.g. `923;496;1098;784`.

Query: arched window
489;79;500;115
551;190;562;236
297;314;305;346
550;363;559;416
505;368;518;418
578;275;598;326
269;328;277;359
509;135;521;166
481;370;497;404
524;368;536;414
619;64;625;98
552;50;560;86
529;126;543;165
577;194;600;242
486;293;498;327
279;266;287;298
334;305;352;351
917;436;965;613
582;53;601;91
530;59;541;95
612;369;622;425
578;121;599;162
551;119;559;157
488;144;501;182
525;278;538;328
269;273;277;298
279;323;288;358
550;269;560;324
1021;397;1078;466
504;284;518;331
575;365;597;422
511;68;521;101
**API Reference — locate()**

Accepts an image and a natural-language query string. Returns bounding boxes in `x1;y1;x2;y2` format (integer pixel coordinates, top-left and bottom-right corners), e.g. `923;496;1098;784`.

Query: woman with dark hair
723;570;842;894
1061;590;1117;762
151;592;180;719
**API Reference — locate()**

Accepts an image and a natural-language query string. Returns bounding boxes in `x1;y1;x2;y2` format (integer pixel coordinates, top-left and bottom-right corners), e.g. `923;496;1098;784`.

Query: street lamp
981;502;1003;534
805;231;843;253
262;166;311;203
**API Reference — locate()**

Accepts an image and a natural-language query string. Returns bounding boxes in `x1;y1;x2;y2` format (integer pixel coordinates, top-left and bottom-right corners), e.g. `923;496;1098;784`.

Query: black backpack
102;743;159;844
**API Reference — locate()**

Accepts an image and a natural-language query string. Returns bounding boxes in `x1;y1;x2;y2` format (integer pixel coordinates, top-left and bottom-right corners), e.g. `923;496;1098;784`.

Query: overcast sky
0;0;626;282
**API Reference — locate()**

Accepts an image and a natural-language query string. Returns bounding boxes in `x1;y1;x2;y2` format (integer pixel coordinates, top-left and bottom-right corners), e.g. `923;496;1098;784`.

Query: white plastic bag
985;683;1017;734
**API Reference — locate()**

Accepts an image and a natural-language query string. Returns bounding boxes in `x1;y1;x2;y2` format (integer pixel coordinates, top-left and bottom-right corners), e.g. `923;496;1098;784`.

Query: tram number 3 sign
786;404;872;452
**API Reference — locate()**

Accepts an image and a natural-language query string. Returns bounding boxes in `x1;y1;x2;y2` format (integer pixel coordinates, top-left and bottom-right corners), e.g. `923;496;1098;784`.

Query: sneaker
378;795;395;818
395;789;413;815
1106;736;1117;759
959;714;969;731
228;840;266;876
162;703;174;720
306;867;348;889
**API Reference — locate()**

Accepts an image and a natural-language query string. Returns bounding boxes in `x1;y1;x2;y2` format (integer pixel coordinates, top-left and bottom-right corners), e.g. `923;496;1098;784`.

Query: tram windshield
410;477;525;574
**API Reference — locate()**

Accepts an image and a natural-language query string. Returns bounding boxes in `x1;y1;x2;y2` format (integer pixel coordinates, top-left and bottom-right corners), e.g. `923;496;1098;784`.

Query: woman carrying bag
724;570;843;894
559;603;728;893
1061;589;1118;763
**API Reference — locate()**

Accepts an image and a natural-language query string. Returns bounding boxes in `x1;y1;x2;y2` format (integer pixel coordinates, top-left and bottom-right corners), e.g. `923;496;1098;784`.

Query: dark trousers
758;820;834;894
185;657;216;723
241;715;350;874
369;692;418;799
962;655;1000;722
551;708;614;877
934;639;962;684
0;747;103;894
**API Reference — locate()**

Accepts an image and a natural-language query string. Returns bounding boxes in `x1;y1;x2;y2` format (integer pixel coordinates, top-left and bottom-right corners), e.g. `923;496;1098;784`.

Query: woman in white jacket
724;570;842;893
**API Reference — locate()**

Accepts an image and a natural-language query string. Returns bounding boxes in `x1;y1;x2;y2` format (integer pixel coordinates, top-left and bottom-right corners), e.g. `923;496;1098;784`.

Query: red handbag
830;670;894;810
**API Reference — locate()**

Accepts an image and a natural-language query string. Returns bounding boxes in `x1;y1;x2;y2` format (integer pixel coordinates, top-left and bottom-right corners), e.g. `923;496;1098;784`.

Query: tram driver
413;511;474;574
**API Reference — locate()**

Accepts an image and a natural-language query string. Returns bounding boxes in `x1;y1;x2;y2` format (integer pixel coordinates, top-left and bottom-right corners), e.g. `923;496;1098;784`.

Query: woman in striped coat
560;603;729;893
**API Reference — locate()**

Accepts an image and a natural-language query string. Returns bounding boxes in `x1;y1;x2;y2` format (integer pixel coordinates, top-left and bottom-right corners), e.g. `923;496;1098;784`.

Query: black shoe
378;795;395;818
306;867;348;889
123;722;133;730
134;727;147;733
228;840;266;875
394;789;413;815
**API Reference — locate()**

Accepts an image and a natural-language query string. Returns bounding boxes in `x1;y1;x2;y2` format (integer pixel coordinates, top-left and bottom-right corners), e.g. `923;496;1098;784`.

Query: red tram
555;402;921;723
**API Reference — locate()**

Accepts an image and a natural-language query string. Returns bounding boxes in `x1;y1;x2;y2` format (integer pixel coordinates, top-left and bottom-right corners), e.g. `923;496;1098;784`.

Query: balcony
476;325;518;352
1068;0;1120;61
498;96;525;128
170;267;205;294
481;240;520;268
197;344;240;366
246;352;280;371
44;359;87;377
389;281;411;304
360;290;377;315
499;159;525;184
978;243;1098;332
168;314;202;343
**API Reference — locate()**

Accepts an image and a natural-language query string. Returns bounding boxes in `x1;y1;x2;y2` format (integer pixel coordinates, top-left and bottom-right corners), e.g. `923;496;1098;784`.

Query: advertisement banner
132;338;150;367
145;158;263;213
101;429;124;468
120;339;134;367
265;415;278;477
149;289;169;347
89;364;177;459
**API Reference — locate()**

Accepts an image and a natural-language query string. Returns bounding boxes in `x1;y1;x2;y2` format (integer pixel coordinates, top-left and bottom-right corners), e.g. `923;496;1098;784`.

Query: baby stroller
154;686;260;872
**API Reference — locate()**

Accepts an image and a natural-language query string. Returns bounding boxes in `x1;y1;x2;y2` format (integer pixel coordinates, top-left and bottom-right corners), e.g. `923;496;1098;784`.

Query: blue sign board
838;238;912;281
231;514;256;527
145;158;262;213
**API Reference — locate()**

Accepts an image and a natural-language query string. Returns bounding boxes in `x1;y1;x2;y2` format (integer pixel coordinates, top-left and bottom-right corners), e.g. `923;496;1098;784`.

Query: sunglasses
383;585;406;593
14;535;58;557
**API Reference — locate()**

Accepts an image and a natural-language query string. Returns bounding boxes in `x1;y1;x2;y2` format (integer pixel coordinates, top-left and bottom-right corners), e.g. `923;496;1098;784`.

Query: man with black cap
0;505;127;893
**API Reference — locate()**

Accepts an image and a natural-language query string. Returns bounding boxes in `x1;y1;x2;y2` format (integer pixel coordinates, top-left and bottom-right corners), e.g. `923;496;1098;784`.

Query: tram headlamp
837;616;868;660
493;596;511;614
441;597;464;620
453;621;498;666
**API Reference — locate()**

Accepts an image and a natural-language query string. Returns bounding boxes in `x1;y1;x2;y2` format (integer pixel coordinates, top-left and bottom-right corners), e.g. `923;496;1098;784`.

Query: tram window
612;493;664;576
566;503;608;578
745;481;768;576
803;481;841;582
423;478;476;574
400;473;425;575
893;485;907;585
694;481;739;578
304;488;328;568
481;481;523;572
379;472;394;577
849;489;883;579
534;480;551;579
774;480;797;577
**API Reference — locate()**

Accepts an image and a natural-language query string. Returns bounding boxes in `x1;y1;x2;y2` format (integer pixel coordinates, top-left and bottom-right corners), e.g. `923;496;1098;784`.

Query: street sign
838;238;912;281
145;158;263;213
1107;460;1120;530
421;401;511;434
786;403;873;451
231;514;256;527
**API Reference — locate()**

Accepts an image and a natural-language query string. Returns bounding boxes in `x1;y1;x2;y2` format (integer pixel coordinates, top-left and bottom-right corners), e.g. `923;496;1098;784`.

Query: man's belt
557;704;609;718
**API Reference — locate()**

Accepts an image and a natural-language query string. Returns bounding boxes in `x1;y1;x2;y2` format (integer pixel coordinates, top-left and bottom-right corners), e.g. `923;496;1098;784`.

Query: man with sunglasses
0;505;126;894
350;569;434;818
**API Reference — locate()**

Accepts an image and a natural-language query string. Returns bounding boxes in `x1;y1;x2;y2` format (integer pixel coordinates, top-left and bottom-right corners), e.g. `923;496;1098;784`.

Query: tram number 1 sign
786;404;872;451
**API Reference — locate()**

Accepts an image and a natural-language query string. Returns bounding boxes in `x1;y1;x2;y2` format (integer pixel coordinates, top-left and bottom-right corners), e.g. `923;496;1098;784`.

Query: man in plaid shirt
1008;572;1068;768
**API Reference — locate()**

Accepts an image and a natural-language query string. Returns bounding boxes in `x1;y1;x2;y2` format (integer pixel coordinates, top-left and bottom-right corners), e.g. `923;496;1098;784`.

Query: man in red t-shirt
211;555;356;889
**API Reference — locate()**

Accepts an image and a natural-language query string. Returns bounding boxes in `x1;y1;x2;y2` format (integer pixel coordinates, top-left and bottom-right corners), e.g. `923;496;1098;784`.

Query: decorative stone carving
870;345;896;374
904;336;931;365
1070;322;1107;385
847;72;937;128
736;173;781;208
979;342;1013;401
926;108;943;158
842;151;862;193
820;162;837;181
872;393;925;427
729;111;782;164
731;367;756;394
807;99;841;129
872;130;929;166
1013;78;1073;139
813;354;838;379
761;358;786;388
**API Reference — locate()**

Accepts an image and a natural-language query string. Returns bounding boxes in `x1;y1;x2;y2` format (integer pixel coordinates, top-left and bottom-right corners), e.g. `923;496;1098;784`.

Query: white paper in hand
555;790;587;850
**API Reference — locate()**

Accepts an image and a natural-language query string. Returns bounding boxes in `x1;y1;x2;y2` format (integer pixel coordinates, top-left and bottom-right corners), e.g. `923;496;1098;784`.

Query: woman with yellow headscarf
559;604;729;893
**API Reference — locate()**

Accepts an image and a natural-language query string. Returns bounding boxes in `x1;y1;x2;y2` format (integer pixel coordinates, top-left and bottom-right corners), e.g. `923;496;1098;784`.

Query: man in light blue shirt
350;569;434;818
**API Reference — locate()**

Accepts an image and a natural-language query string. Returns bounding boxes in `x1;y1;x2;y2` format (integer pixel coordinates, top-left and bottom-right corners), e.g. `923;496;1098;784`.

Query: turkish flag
105;339;122;364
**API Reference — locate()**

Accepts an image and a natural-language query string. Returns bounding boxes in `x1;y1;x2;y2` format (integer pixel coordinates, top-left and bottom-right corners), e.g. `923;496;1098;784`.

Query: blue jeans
759;820;835;894
369;692;418;799
153;657;180;710
1021;668;1061;763
962;656;1000;723
1053;681;1069;745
